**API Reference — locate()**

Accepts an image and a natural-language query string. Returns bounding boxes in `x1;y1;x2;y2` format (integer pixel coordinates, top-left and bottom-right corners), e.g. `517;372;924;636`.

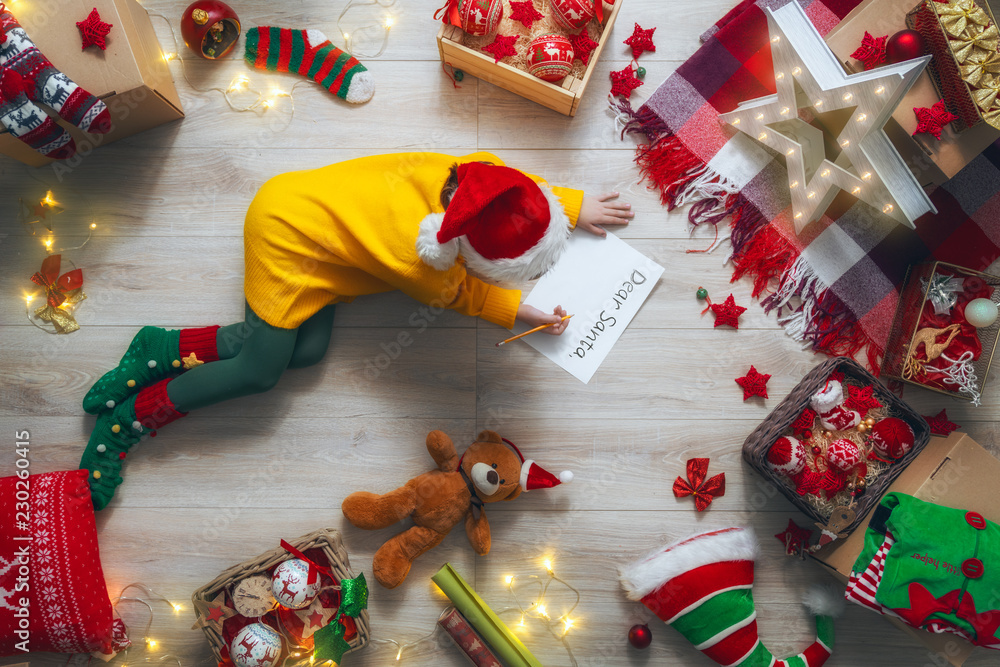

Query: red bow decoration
434;0;462;27
280;540;333;586
672;458;725;511
30;254;83;308
913;100;958;140
850;31;888;70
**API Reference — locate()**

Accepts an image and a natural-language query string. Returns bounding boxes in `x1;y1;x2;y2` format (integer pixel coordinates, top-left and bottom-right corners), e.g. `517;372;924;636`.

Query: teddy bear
341;429;572;589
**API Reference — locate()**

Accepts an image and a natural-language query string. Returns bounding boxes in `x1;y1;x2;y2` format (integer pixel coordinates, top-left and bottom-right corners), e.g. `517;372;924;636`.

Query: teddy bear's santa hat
501;438;573;491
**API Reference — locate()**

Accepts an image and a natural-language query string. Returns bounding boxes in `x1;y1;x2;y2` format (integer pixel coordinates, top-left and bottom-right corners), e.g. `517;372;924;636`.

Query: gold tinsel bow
950;22;999;63
973;74;1000;110
961;51;1000;85
937;0;991;38
29;254;86;334
981;104;1000;128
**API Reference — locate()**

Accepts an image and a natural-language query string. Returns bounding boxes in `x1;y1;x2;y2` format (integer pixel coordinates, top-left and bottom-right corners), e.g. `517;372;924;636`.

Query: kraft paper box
0;0;184;168
810;431;1000;666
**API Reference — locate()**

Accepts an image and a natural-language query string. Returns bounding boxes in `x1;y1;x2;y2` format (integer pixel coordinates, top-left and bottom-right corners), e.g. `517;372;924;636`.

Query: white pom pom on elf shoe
802;583;846;619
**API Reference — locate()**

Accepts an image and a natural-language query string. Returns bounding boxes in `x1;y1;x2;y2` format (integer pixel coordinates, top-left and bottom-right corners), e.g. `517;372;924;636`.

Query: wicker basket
191;528;370;666
742;357;930;536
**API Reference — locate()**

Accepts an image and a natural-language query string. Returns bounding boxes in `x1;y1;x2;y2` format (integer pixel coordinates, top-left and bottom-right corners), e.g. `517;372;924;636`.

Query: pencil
495;315;573;347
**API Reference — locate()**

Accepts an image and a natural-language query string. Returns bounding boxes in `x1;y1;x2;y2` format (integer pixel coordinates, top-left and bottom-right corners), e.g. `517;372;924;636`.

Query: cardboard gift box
0;0;184;168
811;431;1000;666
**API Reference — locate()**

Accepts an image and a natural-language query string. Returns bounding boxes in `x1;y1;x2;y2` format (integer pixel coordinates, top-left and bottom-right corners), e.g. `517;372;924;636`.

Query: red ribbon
594;0;604;24
280;540;332;586
30;254;83;308
672;458;725;512
433;0;462;27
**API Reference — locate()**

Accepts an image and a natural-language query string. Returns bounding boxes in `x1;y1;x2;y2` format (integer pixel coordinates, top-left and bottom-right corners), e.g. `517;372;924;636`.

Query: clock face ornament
232;574;276;618
719;2;937;232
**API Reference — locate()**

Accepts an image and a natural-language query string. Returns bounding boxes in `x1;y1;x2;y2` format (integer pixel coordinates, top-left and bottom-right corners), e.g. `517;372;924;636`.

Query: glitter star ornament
482;33;518;63
569;29;598;65
913;100;958;140
76;8;113;51
508;0;544;28
923;409;959;436
609;63;643;97
719;2;936;232
736;365;771;400
710;293;747;328
624;23;656;59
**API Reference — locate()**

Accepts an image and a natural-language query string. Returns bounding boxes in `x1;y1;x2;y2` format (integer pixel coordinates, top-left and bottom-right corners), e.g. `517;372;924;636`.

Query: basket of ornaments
743;357;930;542
191;528;370;667
435;0;623;115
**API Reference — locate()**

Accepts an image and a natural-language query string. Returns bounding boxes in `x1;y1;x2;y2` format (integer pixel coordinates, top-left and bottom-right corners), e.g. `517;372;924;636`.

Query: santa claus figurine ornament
180;1;241;60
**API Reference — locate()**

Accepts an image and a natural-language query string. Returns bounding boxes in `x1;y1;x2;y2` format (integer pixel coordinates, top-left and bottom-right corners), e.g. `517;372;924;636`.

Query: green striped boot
244;27;375;104
619;527;841;667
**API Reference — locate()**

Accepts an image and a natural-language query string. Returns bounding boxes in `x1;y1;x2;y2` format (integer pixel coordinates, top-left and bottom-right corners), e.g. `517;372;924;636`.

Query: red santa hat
501;438;574;491
415;162;571;285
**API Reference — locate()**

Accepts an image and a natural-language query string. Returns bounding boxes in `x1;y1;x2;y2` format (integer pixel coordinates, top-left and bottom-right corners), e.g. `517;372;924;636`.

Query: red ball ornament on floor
826;439;862;472
180;1;241;60
550;0;596;30
885;29;925;64
527;34;575;82
459;0;504;36
628;623;652;649
869;417;915;460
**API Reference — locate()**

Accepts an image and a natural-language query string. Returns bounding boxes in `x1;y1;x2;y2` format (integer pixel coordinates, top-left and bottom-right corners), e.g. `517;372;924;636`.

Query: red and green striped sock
244;27;374;104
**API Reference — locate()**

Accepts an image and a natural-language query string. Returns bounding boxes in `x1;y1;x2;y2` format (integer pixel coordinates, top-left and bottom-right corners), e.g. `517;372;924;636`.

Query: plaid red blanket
616;0;1000;370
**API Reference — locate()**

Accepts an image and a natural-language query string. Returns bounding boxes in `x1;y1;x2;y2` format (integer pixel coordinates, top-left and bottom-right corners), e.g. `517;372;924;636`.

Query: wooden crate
436;0;624;116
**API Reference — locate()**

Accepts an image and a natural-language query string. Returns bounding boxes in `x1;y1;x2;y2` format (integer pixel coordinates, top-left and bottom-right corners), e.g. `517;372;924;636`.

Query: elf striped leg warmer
620;527;842;667
244;27;374;104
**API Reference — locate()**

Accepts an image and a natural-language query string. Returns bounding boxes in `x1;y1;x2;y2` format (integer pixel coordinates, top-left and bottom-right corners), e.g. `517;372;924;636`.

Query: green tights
166;302;336;412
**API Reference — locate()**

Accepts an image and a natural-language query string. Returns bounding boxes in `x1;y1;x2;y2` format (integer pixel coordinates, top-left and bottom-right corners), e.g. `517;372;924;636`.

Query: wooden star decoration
923;409;959;436
913;100;958;140
610;64;643;98
76;8;113;51
736;365;771;400
843;385;882;414
624;23;656;59
191;591;237;632
482;34;518;63
718;2;936;232
569;29;599;65
508;0;544;28
710;293;746;328
294;597;337;640
775;518;813;555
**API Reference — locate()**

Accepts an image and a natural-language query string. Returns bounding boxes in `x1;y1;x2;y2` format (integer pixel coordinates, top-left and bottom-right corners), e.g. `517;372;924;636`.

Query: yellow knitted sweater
243;152;583;330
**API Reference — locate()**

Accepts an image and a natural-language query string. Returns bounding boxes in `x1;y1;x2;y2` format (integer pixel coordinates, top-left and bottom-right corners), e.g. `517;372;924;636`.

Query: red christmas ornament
869;417;915;460
628;623;652;649
767;435;807;476
710;293;747;328
569;29;599;65
843;385;882;415
826;439;862;472
549;0;595;30
923;409;959;436
609;63;643;98
508;0;544;28
482;33;518;63
180;1;241;60
913;100;958;140
624;23;656;59
527;34;574;82
735;365;771;400
76;8;113;51
850;31;887;71
886;29;925;64
458;0;504;35
672;457;726;512
775;519;813;556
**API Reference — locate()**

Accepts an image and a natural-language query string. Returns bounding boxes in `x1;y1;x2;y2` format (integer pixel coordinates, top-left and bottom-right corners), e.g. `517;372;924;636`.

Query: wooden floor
2;1;999;665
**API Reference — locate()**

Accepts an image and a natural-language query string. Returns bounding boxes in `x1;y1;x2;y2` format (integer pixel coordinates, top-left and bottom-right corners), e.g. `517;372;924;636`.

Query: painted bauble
886;29;925;64
271;559;320;609
180;1;241;60
549;0;595;30
527;34;575;82
767;435;807;476
869;417;915;460
628;623;652;649
965;298;999;328
459;0;503;36
826;439;862;472
230;623;282;667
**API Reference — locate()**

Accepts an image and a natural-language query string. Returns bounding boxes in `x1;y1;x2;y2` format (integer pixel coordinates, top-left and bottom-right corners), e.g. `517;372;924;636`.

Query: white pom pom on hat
519;459;573;491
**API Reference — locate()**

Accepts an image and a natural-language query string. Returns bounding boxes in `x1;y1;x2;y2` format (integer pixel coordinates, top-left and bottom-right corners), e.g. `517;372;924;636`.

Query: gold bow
950;22;999;63
34;288;87;333
961;51;1000;85
972;74;1000;110
981;104;1000;129
937;0;991;38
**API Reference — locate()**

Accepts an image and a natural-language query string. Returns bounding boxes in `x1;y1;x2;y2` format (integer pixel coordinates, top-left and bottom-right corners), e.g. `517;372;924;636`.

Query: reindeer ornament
230;622;283;667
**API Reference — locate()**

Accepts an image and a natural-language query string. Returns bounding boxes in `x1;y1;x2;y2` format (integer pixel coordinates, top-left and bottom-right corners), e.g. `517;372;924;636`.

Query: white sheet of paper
512;232;664;383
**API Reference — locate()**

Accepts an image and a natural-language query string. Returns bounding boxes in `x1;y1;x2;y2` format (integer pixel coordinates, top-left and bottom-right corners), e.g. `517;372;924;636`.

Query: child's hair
439;161;494;210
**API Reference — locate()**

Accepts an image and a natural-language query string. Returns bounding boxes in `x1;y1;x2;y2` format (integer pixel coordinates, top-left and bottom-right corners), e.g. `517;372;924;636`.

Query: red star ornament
850;31;887;71
672;457;725;512
913;100;958;140
609;64;643;98
791;408;817;435
775;519;813;555
294;597;337;639
191;591;237;632
624;23;656;59
76;8;113;51
828;370;846;384
508;0;544;28
923;409;959;436
569;29;599;65
736;365;771;400
843;385;882;415
482;34;518;63
711;293;747;328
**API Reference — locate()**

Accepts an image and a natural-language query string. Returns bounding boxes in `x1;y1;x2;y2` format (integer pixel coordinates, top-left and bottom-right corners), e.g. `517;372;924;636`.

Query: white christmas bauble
271;559;320;609
965;298;998;328
230;623;282;667
767;435;807;476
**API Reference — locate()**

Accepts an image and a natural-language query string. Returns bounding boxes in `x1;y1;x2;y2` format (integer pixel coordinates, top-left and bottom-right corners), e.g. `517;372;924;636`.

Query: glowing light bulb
843;93;853;102
543;559;553;573
172;603;183;612
776;72;785;80
862;172;872;180
147;639;158;649
786;148;795;155
262;99;274;109
856;113;867;122
310;657;315;665
564;618;574;630
757;132;768;141
807;191;816;199
163;52;176;62
852;186;861;195
505;575;514;585
792;67;801;75
343;32;350;40
395;647;402;661
536;604;548;618
841;139;850;147
519;615;526;627
875;85;885;94
385;16;394;28
42;191;56;206
789;181;799;188
814;99;823;107
882;203;894;213
780;106;790;115
90;222;97;229
821;169;830;177
771;36;781;43
794;212;803;219
25;294;34;306
755;113;764;120
43;237;53;249
732;117;741;125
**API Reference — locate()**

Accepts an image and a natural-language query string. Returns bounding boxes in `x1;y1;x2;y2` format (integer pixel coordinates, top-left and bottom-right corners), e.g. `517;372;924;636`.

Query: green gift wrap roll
431;563;543;667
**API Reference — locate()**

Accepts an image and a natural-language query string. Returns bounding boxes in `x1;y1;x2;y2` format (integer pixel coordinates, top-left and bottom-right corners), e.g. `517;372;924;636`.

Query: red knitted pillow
1;470;123;656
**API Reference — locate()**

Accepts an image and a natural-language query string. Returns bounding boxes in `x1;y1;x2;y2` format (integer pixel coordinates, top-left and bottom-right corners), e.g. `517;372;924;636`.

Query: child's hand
577;192;633;237
516;304;570;335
